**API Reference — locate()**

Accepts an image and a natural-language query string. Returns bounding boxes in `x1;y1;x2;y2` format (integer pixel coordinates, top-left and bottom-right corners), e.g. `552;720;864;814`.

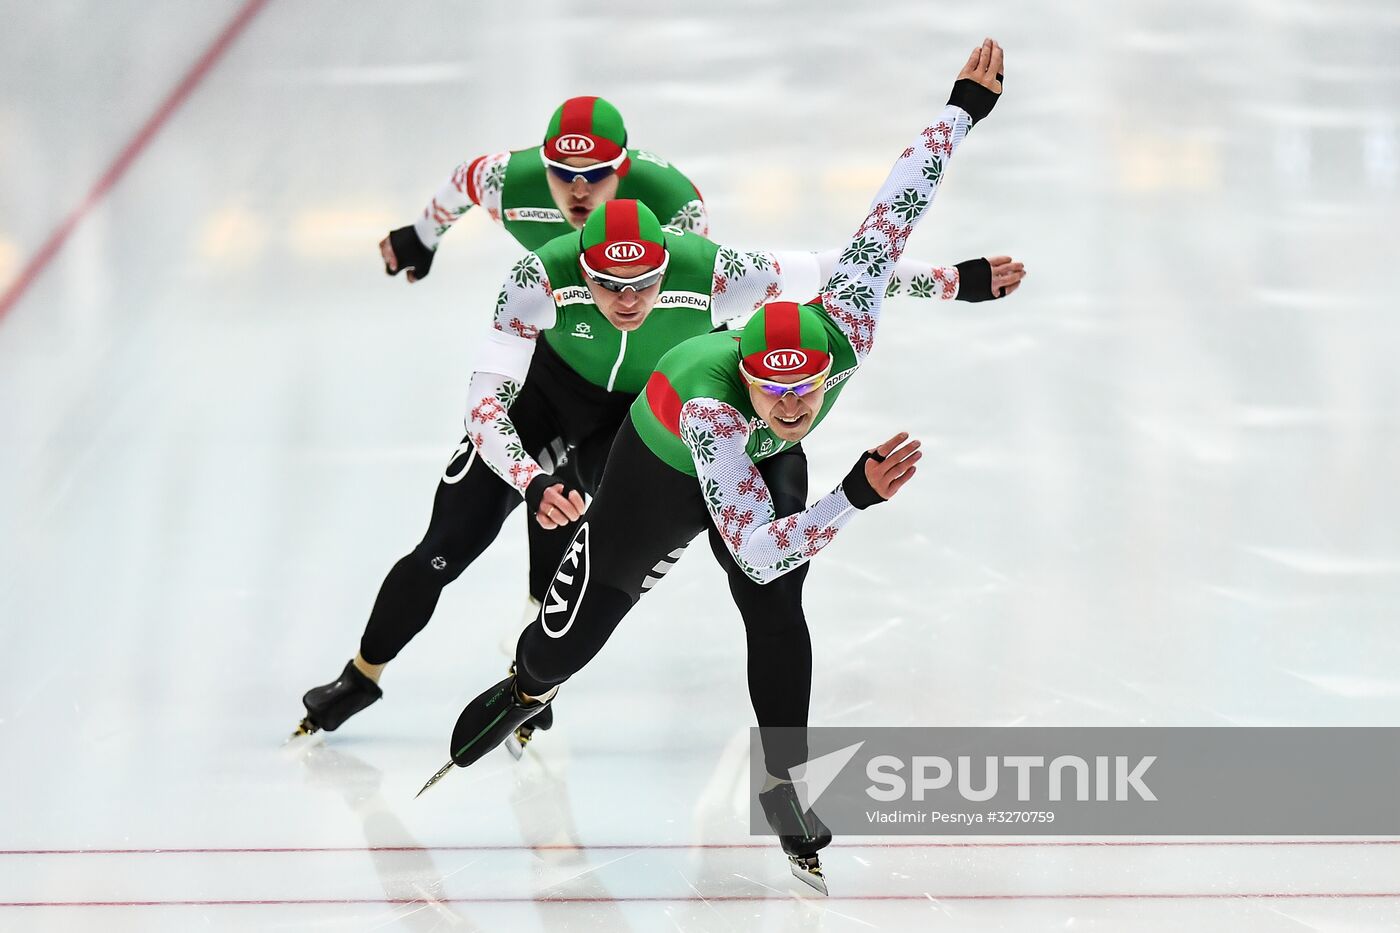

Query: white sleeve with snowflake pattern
827;251;961;301
411;150;511;251
820;104;973;363
664;198;710;237
884;260;960;300
708;249;829;327
463;252;558;496
680;398;859;585
709;247;964;329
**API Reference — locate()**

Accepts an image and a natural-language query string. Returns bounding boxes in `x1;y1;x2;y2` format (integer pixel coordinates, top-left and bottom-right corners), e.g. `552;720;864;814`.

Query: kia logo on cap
555;134;596;155
604;241;646;263
763;349;809;371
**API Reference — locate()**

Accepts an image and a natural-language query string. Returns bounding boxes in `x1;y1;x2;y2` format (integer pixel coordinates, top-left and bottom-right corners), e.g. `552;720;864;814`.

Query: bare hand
865;432;922;500
988;255;1026;298
379;235;420;284
957;37;1004;94
535;484;587;529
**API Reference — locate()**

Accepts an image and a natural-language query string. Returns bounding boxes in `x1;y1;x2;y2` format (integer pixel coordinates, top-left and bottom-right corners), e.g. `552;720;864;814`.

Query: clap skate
292;659;383;739
759;780;832;895
417;673;554;797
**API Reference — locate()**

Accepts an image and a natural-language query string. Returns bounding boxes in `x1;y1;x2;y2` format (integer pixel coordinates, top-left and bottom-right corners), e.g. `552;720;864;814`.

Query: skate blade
788;855;828;896
415;759;456;799
504;726;534;761
286;718;320;743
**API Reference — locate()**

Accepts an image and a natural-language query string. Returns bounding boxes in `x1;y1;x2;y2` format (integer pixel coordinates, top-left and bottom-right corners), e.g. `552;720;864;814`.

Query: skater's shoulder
619;149;693;187
503;145;548;169
657;226;720;266
655;331;746;394
530;228;585;267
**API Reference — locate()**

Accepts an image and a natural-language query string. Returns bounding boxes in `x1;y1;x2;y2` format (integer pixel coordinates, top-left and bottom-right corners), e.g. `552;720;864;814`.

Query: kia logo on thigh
542;523;591;639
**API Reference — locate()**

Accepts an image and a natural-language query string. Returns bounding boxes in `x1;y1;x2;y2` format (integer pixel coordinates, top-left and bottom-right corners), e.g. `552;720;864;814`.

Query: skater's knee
410;531;476;577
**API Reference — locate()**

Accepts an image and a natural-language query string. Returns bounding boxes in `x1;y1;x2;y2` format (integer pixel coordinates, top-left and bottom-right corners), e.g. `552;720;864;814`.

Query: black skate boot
759;780;833;895
293;660;383;738
416;674;554;797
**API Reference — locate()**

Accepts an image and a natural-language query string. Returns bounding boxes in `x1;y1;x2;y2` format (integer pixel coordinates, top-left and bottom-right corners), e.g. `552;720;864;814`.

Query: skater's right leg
513;367;631;651
514;421;709;695
507;427;625;745
359;436;522;666
301;369;564;737
349;346;569;675
297;437;522;736
301;336;624;738
519;416;625;623
446;421;708;767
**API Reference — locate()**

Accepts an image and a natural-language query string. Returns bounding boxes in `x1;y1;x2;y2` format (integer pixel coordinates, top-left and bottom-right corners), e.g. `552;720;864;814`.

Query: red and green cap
543;96;628;167
738;302;832;379
579;200;667;271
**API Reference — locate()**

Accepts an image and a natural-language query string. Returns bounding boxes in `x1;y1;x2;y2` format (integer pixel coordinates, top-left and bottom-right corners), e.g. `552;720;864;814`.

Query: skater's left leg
706;446;830;890
706;446;814;779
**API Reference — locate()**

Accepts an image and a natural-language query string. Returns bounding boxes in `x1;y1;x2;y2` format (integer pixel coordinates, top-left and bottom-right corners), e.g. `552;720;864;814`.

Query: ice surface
2;0;1399;929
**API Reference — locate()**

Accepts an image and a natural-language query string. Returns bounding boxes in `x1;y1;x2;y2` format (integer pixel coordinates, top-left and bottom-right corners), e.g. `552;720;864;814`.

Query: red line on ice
3;839;1400;856
0;0;273;323
3;893;1400;908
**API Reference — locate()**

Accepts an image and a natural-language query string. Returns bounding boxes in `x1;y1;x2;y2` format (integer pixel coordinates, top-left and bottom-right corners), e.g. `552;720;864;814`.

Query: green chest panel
533;230;721;395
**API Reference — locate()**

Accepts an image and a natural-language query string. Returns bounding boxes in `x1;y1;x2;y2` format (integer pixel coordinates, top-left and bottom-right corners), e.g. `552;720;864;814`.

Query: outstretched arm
822;39;1003;362
681;399;859;583
708;248;1023;327
707;41;1007;329
883;255;1026;302
414;151;510;249
380;151;511;283
684;42;1005;582
680;400;920;584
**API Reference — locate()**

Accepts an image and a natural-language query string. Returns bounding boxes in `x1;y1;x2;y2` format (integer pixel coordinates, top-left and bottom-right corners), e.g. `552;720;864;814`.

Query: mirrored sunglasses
740;362;832;398
580;251;670;293
543;149;627;185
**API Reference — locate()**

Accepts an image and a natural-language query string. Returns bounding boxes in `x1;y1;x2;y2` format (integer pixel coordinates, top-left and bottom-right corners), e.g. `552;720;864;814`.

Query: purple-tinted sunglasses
740;362;832;399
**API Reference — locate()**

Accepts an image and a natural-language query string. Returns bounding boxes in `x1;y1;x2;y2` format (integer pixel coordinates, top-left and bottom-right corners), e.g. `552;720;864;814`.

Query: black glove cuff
524;472;556;512
947;78;1000;126
842;451;888;510
954;258;995;302
387;225;435;278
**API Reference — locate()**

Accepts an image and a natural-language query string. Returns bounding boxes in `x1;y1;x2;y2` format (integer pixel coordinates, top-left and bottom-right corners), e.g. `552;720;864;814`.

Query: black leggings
358;341;632;666
515;420;813;774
